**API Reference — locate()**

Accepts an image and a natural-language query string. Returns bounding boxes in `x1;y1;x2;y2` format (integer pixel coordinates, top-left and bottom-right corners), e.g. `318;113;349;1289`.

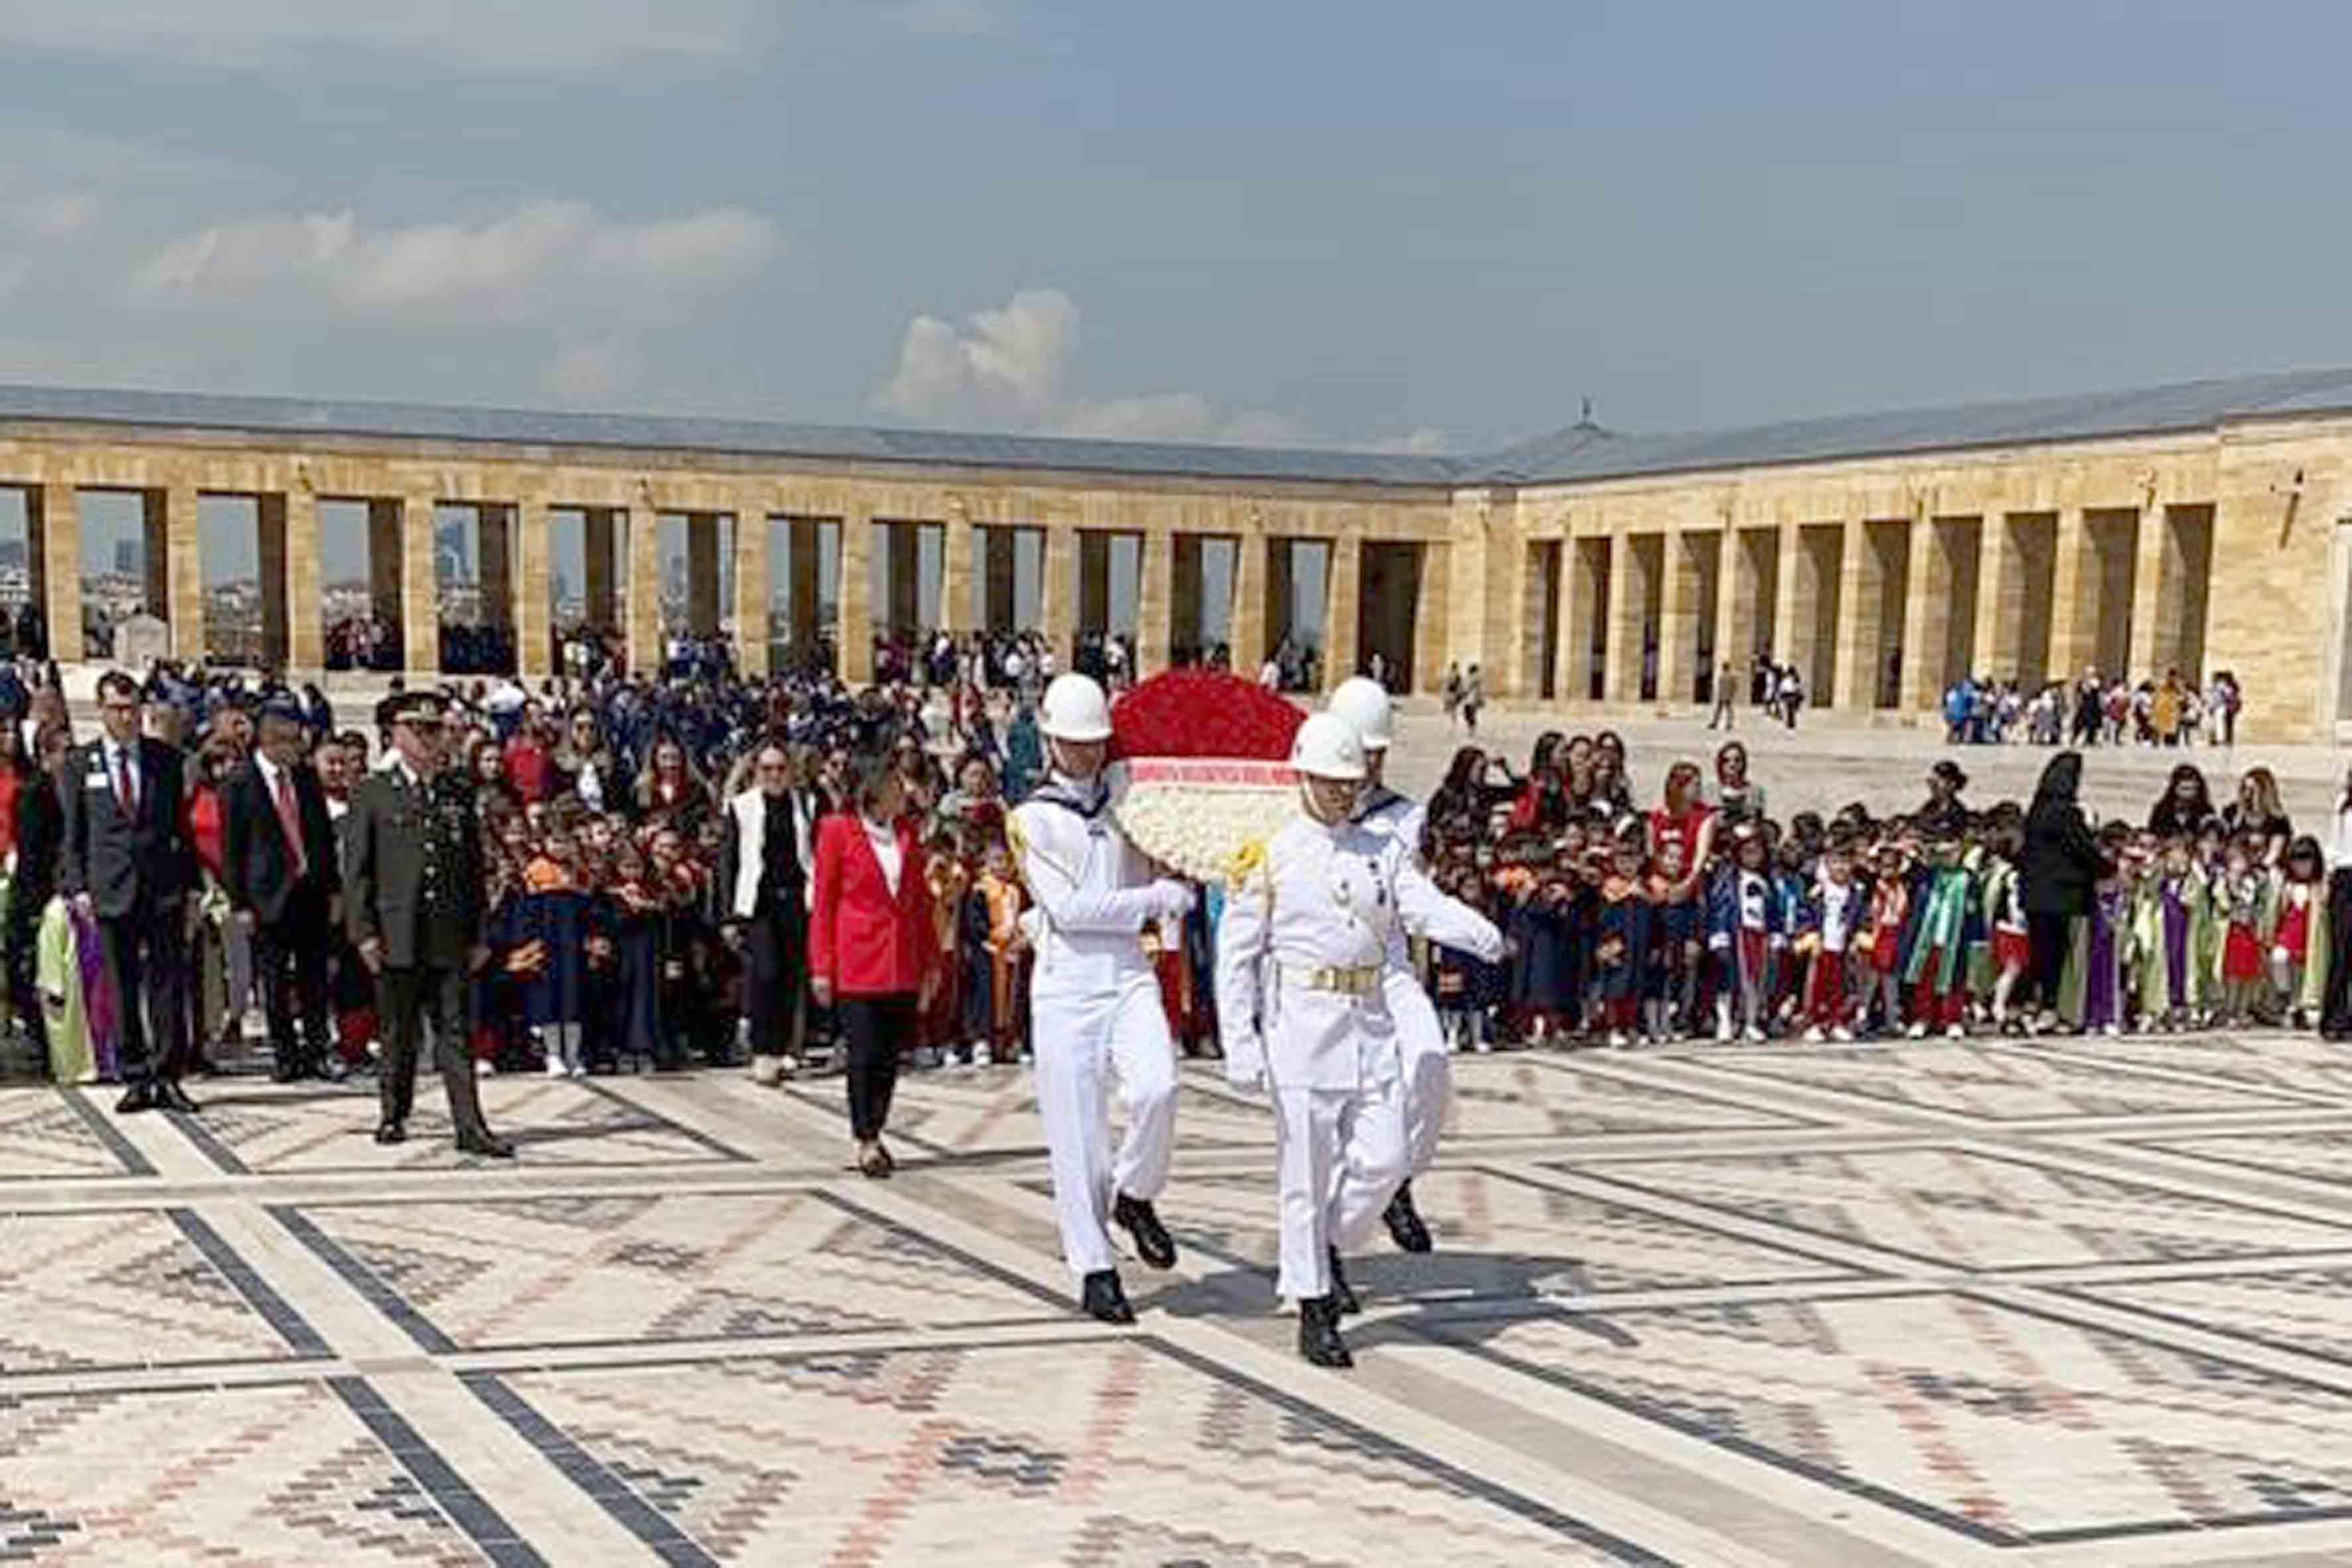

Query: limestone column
2126;505;2169;681
1603;534;1640;704
514;499;552;678
1230;528;1267;672
583;509;617;632
734;509;771;678
1555;539;1591;703
2047;509;2093;683
1413;540;1450;696
280;489;322;672
1041;524;1077;665
1899;514;1946;711
149;485;202;658
36;485;77;663
1658;532;1703;706
1772;523;1805;688
1713;530;1747;698
686;512;721;637
401;493;439;676
1972;516;2020;683
1138;526;1175;676
625;507;660;676
1324;532;1361;683
1833;521;1883;712
940;516;973;638
837;511;874;684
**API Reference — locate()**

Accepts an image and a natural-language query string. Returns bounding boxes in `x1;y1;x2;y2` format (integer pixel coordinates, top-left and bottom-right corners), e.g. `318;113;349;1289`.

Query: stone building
0;369;2342;741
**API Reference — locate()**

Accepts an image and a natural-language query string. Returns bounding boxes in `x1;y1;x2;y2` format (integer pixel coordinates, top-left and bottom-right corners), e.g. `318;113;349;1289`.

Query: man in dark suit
720;740;813;1083
224;705;339;1082
60;670;198;1114
340;691;512;1156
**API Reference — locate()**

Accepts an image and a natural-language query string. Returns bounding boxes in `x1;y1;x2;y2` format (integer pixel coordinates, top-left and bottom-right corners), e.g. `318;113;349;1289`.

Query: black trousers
254;903;333;1077
377;963;493;1140
744;903;807;1063
2324;870;2352;1037
98;896;189;1088
838;993;914;1141
6;877;46;1063
2026;911;2071;1014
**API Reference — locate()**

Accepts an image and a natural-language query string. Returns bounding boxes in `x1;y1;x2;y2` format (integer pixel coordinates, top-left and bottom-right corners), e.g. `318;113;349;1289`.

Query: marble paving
11;1032;2352;1564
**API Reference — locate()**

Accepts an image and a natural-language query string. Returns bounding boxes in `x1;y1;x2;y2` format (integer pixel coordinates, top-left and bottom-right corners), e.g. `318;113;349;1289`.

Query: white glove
1150;879;1196;919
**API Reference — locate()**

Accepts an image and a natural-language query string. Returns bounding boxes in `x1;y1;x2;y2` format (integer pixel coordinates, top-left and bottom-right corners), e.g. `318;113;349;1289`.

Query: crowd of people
0;636;2339;1362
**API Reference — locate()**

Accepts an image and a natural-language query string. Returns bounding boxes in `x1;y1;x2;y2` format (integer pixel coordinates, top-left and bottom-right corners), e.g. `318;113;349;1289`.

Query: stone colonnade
0;441;1452;690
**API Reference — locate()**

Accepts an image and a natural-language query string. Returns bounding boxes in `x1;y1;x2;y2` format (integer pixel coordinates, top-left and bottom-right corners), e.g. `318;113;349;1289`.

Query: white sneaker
1472;1036;1493;1054
1715;1018;1735;1043
1606;1030;1628;1049
1742;1024;1765;1043
543;1057;565;1079
1905;1022;1928;1040
2102;1022;2121;1037
568;1061;587;1077
475;1059;495;1078
749;1054;781;1086
1944;1023;1965;1040
1831;1026;1855;1042
973;1042;994;1067
1802;1026;1826;1044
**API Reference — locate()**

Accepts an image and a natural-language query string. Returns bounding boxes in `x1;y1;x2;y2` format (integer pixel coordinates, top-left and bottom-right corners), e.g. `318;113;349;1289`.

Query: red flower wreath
1110;669;1303;762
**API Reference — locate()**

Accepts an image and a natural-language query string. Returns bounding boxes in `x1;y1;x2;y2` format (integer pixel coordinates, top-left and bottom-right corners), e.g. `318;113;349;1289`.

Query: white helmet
1326;676;1392;751
1289;712;1367;781
1038;672;1113;742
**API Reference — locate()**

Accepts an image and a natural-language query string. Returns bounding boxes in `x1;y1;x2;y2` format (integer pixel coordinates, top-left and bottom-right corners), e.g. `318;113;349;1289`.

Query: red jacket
810;813;930;997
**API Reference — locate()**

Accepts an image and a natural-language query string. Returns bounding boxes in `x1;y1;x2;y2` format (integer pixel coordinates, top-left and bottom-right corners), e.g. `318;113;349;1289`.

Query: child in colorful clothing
1855;843;1911;1036
1708;824;1781;1042
1802;842;1863;1042
1593;835;1651;1046
2271;836;2328;1028
1646;839;1703;1042
1903;836;1977;1038
2217;838;2270;1026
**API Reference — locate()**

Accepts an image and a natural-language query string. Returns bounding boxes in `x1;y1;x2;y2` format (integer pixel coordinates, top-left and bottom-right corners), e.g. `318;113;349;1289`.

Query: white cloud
1368;426;1448;455
0;0;773;74
874;287;1297;446
130;200;780;323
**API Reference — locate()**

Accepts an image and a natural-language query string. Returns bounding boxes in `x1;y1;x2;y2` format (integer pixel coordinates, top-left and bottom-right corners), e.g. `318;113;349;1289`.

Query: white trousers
1271;1077;1409;1301
1386;972;1450;1179
1031;971;1178;1282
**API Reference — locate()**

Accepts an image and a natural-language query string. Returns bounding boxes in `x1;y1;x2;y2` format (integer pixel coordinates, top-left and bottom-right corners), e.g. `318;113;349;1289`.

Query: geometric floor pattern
15;1030;2352;1564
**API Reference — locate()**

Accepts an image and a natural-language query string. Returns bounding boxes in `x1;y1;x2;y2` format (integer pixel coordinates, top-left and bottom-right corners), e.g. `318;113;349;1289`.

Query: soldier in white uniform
1327;676;1443;1253
1215;713;1504;1368
1009;674;1194;1324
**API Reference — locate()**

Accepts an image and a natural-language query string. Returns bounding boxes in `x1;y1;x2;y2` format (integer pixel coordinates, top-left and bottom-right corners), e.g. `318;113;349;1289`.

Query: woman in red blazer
811;756;933;1176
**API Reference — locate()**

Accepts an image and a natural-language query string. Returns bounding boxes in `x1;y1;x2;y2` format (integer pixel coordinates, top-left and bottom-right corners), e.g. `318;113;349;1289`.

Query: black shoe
114;1083;155;1115
1080;1269;1135;1324
1113;1192;1178;1270
156;1081;199;1115
456;1132;516;1159
1383;1180;1433;1254
1298;1295;1354;1368
374;1120;407;1145
1328;1246;1361;1316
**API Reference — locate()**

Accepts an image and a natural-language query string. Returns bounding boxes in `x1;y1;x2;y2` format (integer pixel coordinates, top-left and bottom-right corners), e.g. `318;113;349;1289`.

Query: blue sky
0;0;2346;570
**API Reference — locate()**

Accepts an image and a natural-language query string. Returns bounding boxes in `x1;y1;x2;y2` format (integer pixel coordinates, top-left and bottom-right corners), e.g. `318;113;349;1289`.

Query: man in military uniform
341;692;513;1156
1215;712;1503;1368
1008;672;1192;1324
1326;676;1444;1253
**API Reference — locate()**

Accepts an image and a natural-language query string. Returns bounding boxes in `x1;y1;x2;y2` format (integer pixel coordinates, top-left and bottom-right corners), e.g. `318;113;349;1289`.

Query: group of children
1417;800;2330;1050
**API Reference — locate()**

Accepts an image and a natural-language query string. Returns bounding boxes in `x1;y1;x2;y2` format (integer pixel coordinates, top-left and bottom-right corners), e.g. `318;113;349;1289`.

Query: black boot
1297;1295;1353;1368
1080;1269;1135;1325
1113;1192;1177;1269
1382;1180;1433;1253
1328;1247;1360;1316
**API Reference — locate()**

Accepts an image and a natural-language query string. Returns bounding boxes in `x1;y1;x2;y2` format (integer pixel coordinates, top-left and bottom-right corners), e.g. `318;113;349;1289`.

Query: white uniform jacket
1216;813;1502;1093
1009;775;1184;996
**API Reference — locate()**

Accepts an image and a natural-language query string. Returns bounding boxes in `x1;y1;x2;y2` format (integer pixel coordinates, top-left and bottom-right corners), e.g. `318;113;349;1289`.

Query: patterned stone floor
11;1035;2352;1565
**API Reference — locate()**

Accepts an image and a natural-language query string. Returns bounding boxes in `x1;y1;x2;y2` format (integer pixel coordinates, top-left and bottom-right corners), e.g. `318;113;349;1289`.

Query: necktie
114;747;135;816
274;771;307;877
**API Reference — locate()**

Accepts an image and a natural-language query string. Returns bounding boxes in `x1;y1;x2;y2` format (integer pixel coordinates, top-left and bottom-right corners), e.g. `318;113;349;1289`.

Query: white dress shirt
862;817;903;898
